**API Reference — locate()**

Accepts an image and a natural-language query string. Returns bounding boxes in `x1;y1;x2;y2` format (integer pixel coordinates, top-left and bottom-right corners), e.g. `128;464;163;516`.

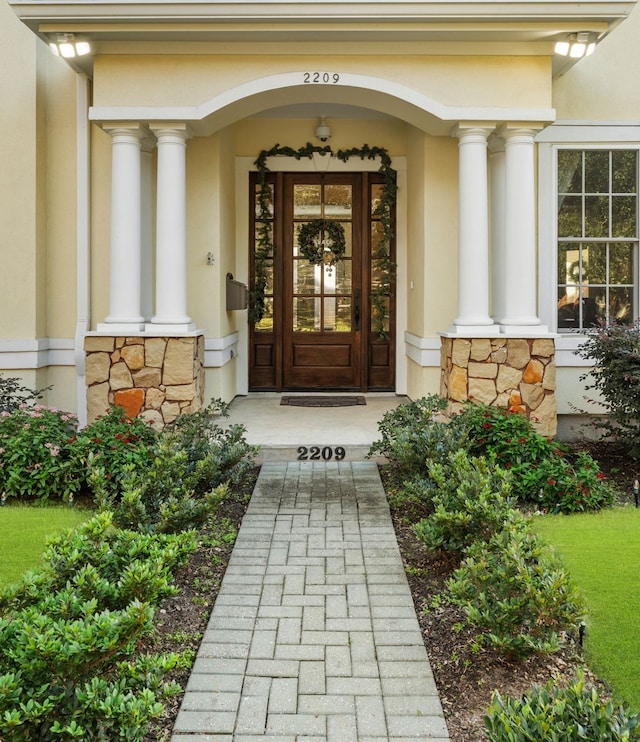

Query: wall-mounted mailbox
226;272;249;311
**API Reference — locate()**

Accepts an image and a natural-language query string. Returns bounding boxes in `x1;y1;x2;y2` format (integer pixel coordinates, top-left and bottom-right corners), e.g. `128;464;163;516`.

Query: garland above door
251;143;396;340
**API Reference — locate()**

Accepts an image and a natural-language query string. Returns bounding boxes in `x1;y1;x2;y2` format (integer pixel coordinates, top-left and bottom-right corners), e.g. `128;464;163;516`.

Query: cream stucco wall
92;51;553;114
0;1;40;339
0;2;79;411
405;128;459;339
45;59;79;339
0;5;78;341
554;4;640;120
406;360;441;401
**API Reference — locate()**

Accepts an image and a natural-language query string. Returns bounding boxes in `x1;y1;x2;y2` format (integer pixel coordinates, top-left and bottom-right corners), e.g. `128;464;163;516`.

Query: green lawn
533;507;640;711
0;506;89;587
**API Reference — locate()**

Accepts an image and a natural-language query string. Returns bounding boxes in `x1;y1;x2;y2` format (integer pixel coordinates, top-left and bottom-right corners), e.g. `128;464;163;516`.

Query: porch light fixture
315;117;332;143
554;32;597;59
49;33;91;58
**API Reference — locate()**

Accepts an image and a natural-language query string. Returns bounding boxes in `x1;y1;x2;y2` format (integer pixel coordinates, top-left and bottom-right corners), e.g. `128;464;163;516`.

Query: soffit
9;0;637;76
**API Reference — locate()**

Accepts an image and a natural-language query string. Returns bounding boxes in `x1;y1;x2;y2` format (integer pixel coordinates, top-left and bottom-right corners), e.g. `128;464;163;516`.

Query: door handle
354;288;361;331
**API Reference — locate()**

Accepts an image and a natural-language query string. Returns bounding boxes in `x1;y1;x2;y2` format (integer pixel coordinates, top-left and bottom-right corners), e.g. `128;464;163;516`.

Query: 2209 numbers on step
297;446;346;461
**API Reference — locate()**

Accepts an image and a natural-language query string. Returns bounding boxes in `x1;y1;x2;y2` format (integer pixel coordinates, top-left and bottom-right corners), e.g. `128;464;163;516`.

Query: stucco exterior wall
554;4;640;120
405;129;459;339
45;58;78;339
406;359;441;401
92;52;553;112
0;1;39;339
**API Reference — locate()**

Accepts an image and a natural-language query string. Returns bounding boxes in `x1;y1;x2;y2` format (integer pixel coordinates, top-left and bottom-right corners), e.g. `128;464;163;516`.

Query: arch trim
90;71;555;134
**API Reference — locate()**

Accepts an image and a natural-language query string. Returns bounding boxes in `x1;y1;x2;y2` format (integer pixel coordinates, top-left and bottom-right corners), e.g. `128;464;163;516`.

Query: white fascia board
9;1;637;25
538;121;640;143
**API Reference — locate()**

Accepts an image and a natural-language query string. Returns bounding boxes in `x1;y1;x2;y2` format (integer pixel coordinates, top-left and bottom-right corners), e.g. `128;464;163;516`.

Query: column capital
149;123;192;141
497;123;545;142
102;122;148;139
451;123;496;142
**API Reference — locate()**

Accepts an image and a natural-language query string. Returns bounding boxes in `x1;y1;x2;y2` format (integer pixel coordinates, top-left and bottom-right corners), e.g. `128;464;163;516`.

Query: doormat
280;396;366;407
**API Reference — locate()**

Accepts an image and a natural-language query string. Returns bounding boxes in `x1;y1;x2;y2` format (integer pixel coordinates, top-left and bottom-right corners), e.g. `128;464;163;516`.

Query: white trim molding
90;72;555;138
0;339;76;369
404;332;441;367
205;333;239;368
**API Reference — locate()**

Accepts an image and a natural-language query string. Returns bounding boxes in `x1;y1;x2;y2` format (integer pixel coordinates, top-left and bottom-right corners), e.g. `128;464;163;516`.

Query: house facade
2;0;639;436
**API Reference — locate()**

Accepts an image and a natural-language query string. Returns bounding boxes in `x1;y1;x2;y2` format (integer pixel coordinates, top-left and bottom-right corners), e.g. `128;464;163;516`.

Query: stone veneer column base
440;336;557;438
84;333;205;427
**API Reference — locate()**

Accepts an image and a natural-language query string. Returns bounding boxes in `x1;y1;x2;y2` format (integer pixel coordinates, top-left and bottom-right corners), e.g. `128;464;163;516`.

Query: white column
98;126;145;331
489;135;506;325
451;126;499;333
500;126;546;332
148;125;194;331
140;136;155;322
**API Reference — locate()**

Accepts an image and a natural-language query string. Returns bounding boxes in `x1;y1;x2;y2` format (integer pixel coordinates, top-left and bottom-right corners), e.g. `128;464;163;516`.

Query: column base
97;321;145;333
500;322;551;336
444;323;501;337
146;321;196;333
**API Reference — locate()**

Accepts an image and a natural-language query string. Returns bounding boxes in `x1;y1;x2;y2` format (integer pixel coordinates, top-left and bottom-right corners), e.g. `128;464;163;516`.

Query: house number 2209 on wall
297;446;346;461
303;72;341;84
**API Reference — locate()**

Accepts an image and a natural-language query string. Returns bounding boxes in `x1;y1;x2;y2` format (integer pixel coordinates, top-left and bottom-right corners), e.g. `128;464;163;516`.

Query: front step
255;444;380;463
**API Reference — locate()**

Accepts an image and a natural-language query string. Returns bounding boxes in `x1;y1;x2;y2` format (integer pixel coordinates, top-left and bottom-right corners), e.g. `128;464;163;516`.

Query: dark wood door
249;171;395;391
283;174;361;389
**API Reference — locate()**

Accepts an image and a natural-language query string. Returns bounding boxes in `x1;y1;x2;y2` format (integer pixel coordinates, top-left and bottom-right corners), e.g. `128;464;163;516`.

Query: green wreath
297;219;346;274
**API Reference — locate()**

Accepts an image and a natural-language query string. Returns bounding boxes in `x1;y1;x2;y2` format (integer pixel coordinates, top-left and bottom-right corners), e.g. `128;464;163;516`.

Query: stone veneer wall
440;337;557;437
84;334;205;427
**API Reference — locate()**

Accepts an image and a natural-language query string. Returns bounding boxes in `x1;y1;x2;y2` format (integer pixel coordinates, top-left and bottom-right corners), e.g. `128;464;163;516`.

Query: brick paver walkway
171;461;450;741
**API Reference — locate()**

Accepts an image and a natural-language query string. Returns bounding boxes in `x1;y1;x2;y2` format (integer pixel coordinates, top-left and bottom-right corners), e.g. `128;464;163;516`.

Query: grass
533;506;640;711
0;505;89;587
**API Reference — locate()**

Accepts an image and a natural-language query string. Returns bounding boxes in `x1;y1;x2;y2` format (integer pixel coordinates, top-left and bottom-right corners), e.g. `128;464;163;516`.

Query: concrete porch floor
224;394;409;462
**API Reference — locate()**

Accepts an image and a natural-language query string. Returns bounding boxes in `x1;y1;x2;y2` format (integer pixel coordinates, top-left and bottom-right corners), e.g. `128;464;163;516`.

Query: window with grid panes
557;149;638;331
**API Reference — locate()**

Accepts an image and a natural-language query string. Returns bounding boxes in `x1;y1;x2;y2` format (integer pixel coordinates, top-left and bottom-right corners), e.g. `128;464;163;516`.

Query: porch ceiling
10;0;637;77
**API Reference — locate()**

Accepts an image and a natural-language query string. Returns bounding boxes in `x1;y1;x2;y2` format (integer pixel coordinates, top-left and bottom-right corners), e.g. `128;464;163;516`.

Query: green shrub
447;520;584;657
0;405;81;502
163;398;257;492
368;395;465;477
413;450;518;554
485;673;640;741
91;442;229;534
0;375;49;414
577;321;640;458
456;403;616;513
86;400;256;533
0;513;197;740
70;406;158;500
0;512;196;613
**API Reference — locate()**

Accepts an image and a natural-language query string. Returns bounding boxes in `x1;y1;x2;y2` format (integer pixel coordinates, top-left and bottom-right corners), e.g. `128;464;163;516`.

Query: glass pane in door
292;182;353;333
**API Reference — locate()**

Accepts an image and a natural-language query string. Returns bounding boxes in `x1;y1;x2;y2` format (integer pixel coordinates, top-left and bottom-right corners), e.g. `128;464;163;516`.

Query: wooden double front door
249;172;395;391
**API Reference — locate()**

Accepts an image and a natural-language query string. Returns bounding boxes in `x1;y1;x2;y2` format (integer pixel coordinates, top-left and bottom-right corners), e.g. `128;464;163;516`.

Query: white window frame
538;124;640;363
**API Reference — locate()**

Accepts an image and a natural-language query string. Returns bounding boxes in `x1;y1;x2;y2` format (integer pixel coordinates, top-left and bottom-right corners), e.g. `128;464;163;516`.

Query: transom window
557;149;638;331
